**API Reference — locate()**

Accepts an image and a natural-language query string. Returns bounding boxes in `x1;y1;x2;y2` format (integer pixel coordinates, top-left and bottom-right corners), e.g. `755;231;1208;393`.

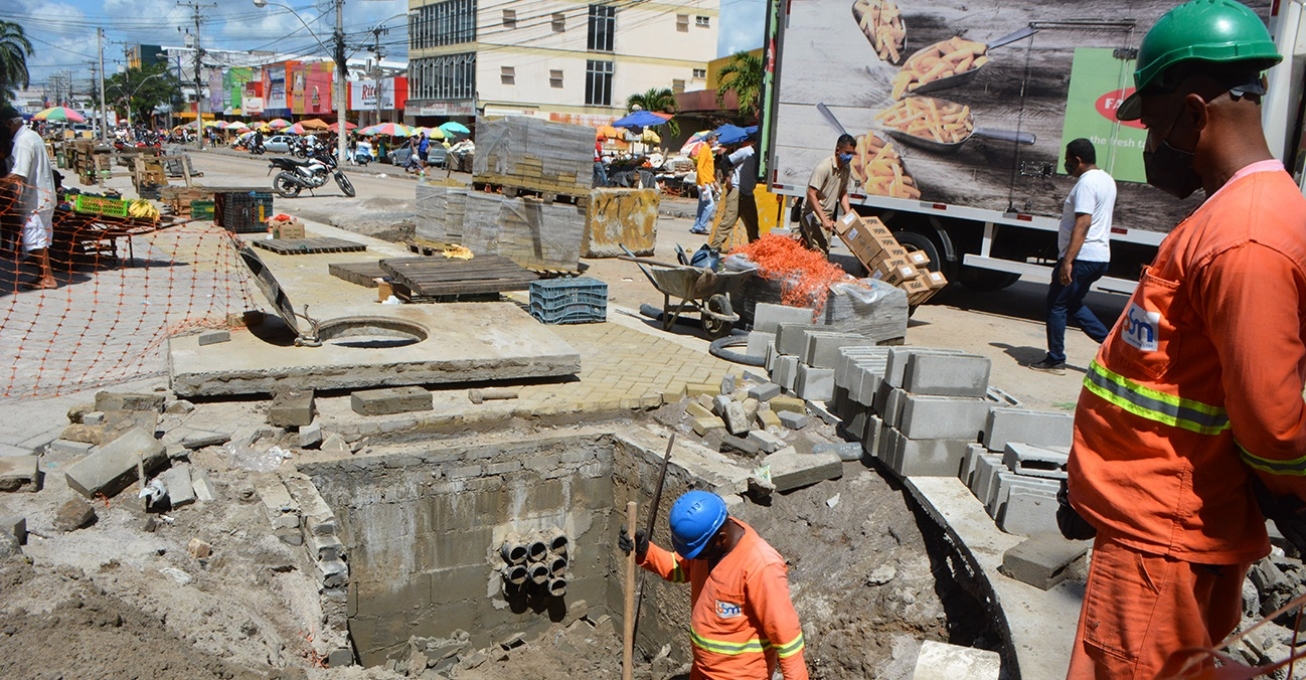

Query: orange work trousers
1067;535;1250;679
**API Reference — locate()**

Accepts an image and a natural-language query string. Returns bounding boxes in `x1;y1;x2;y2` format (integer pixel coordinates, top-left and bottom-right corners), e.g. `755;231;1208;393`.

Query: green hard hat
1117;0;1281;121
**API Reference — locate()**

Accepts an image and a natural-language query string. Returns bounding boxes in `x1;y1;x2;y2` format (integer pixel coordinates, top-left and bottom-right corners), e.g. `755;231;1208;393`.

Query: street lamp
253;0;348;165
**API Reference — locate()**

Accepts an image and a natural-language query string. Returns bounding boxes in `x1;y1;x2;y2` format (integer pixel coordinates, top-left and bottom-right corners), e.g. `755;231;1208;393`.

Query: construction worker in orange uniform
619;490;809;679
1061;1;1306;677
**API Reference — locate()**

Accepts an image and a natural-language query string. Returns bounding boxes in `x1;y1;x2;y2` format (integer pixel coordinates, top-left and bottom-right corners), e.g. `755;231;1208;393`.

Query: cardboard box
268;216;305;240
908;250;931;268
902;277;933;305
874;258;920;286
924;270;948;290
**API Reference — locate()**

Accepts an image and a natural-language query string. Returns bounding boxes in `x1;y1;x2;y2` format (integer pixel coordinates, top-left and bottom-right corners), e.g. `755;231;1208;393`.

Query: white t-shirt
9;125;56;220
727;146;754;187
1058;168;1115;262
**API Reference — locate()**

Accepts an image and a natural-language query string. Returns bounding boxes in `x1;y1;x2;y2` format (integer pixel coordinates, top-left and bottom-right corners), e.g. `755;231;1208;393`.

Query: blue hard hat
669;491;728;559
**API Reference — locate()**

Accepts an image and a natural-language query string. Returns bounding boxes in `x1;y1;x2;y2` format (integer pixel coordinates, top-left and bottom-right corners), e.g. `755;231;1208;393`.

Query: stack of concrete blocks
960;408;1074;537
277;471;354;666
414;181;468;243
472;116;594;196
460;191;586;271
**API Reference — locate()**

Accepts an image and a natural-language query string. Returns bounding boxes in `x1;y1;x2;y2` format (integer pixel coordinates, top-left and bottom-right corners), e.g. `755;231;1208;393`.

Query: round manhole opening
317;317;428;349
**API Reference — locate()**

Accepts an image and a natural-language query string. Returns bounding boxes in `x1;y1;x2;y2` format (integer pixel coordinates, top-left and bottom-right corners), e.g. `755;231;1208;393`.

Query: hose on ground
710;334;764;367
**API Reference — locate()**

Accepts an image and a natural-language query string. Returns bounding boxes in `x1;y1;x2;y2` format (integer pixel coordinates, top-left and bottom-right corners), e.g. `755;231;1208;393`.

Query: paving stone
748;383;781;402
746;332;775;359
770;396;806;414
723;401;751;435
162;464;197;508
775;323;825;356
298;422;323;449
804;333;877;370
0;516;26;544
742;398;760;424
686;401;714;421
0;456;38;493
912;640;1001;680
719;434;762;457
983;408;1074;451
756;410;782;430
53;498;96;531
268;389;316;428
771;356;799;391
685;383;718;398
65;428;167;499
777;411;808;430
95;391;165;413
814;442;863;462
764;344;777;372
181;429;231;450
794;364;834;402
764;450;842;492
721;374;737;395
350;386;432;416
999;488;1060;537
692;416;726;436
898;395;989;441
746;430;785;454
47;439;94;456
903;353;991;398
712;395;732;417
1001;442;1070;480
1001;535;1089;590
198;330;231;346
754;303;817;335
661;382;686;404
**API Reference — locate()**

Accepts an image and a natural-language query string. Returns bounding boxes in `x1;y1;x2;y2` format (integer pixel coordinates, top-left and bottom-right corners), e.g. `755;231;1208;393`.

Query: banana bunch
128;198;160;222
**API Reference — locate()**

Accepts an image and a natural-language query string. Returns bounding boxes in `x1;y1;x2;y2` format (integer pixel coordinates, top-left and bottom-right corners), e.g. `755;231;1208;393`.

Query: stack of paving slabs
461;191;586;273
472;116;593;197
414;179;468;243
832;213;947;305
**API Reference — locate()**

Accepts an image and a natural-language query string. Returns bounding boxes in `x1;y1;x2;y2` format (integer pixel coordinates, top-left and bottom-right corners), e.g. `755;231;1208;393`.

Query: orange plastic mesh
730;233;851;314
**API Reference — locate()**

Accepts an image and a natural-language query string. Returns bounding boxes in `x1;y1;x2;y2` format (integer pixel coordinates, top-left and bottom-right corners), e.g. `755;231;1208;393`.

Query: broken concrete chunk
741;398;760;424
82;411;105;426
0;456;39;493
1001;535;1088;590
723;401;751;435
746;430;785;454
191;468;215;502
777;411;809;430
181;429;230;450
298;422;323;449
66;403;95;425
164;399;195;415
351;386;432;416
94;391;165;413
162;465;196;508
718;434;762;457
764;450;842;492
53;498;97;532
60;424;105;446
101;410;160;438
268;389;316;428
47;439;92;457
187;537;213;559
198;330;231;346
912;640;1001;680
0;517;26;544
65;428;167;499
320;434;350;455
327;649;353;668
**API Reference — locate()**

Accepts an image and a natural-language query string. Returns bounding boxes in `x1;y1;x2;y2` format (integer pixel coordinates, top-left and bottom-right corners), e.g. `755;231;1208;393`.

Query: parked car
387;145;446;168
262;134;297;154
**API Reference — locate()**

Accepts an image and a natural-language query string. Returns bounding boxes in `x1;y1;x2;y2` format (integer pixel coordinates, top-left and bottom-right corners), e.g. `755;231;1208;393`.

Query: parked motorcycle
267;148;355;198
249;142;266;155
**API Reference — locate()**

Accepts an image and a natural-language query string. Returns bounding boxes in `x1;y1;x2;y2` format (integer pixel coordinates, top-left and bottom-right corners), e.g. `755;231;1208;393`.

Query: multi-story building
405;0;719;125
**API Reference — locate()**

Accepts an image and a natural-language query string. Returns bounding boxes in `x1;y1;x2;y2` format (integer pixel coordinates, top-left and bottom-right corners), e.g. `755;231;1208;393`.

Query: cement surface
169;302;581;397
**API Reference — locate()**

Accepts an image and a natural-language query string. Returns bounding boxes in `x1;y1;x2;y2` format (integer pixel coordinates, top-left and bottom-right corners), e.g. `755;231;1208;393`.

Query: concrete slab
764;449;842;491
912;640;1001;680
169;303;581;397
1001;535;1089;591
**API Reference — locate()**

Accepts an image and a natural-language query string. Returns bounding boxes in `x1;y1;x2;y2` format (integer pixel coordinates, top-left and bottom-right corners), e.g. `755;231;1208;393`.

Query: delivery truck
760;0;1306;293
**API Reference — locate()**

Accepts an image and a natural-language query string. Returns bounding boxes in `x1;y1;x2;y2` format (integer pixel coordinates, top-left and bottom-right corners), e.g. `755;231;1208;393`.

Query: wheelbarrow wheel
702;294;734;340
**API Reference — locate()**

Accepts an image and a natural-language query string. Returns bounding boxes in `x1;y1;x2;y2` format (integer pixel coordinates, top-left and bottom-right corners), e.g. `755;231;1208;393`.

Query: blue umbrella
714;124;749;145
439;121;470;136
612;110;668;129
744;125;758;136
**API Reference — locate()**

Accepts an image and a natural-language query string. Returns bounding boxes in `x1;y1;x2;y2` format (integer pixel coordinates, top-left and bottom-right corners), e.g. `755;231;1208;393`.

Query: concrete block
986;385;1021;407
181;430;230;450
903;353;991;398
879;425;899;465
298;422;323;449
310;533;346;562
721;374;737;395
268;389;315;428
960;443;988;486
0;456;38;493
892;437;969;478
47;439;93;457
770;396;806;414
814;442;863;462
748;383;781;402
82;412;105;426
65;428;166;499
803;333;876;370
764;344;777;372
970;454;1007;507
747;430;785;454
775;323;824;356
692;416;726;436
1001;535;1089;590
754;303;817;335
999;488;1060;537
987;472;1060;520
162;464;196;507
898;395;989;441
1002;442;1070;480
723;401;751;436
765;450;842;491
198;330;231;346
850;364;886;406
840;404;870;442
686;401;714;420
0;516;26;544
884;347;965;388
777;411;808;430
872;380;893;415
795;364;835;402
836;346;888;381
862;414;883;459
771;356;799;391
912;640;1001;680
882;387;907;428
718;433;762;457
746;331;775;359
53;498;96;531
983;408;1074;451
350;386;432;416
94;391;165;413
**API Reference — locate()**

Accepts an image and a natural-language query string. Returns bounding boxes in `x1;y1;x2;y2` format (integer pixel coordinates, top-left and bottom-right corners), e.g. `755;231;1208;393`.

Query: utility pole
334;0;348;166
179;2;217;150
97;28;108;141
369;25;387;127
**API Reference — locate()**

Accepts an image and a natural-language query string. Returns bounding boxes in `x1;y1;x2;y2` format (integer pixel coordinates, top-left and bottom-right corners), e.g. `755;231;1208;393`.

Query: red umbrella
328;121;358;132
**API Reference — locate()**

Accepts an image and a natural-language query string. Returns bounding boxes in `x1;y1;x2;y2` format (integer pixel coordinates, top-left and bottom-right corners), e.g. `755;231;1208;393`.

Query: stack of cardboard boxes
833;212;948;305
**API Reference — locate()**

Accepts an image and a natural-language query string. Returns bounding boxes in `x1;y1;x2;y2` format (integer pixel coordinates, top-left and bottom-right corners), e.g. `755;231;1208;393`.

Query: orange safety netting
730;233;852;314
0;182;259;399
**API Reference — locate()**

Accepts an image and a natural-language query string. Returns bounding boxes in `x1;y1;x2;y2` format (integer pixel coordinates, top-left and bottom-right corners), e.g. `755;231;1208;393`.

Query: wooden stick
623;500;637;680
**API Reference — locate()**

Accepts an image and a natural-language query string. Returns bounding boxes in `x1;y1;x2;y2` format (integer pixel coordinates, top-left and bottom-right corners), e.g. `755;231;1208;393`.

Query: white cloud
719;0;766;58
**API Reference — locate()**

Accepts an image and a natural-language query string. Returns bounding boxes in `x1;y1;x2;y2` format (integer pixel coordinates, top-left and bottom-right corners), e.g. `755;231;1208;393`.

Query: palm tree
626;87;679;137
717;51;764;120
0;21;33;105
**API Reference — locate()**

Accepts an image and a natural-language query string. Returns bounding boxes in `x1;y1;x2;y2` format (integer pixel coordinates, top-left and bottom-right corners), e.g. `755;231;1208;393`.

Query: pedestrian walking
1061;1;1306;677
1028;138;1116;374
619;491;809;679
708;136;760;251
2;105;57;290
690;133;719;235
800;135;856;255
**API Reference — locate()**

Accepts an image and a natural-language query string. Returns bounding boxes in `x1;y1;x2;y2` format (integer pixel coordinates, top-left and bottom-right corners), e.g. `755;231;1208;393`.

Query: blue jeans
692;185;717;232
1045;259;1111;364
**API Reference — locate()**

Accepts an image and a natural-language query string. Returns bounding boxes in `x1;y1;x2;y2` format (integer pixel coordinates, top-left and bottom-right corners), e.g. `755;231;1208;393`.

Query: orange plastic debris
731;234;852;313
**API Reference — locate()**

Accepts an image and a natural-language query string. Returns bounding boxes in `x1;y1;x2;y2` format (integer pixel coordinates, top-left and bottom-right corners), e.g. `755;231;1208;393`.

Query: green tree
717;51;764;120
0;21;33;104
102;63;184;126
626;87;679;137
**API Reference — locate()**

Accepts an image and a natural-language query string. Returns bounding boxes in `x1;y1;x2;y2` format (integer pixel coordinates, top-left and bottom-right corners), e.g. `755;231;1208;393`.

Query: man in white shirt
2;105;57;290
708;137;759;251
1030;138;1115;373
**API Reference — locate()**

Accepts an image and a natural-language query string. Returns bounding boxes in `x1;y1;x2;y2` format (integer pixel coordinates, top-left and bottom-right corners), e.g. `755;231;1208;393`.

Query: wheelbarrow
620;245;753;339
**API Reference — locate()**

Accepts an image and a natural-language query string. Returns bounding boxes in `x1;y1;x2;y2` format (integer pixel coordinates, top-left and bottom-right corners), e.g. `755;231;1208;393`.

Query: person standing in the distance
1;105;57;290
592;138;607;188
690;132;719;236
1029;138;1115;374
734;132;761;243
708;134;761;251
1060;1;1306;676
800;135;856;255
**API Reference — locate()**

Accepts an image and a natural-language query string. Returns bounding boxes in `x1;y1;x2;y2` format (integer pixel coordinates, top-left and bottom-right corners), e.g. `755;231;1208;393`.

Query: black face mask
1143;106;1202;200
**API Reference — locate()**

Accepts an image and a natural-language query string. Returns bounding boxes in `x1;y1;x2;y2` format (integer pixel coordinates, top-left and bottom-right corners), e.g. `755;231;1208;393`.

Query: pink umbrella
285;123;306;135
267;118;291;129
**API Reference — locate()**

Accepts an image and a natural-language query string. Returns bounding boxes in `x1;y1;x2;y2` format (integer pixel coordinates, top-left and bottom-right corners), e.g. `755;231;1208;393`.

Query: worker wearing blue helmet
620;490;809;679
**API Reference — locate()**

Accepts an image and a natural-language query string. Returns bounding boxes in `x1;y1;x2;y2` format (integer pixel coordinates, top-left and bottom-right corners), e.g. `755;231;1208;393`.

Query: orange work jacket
1069;161;1306;564
640;518;809;680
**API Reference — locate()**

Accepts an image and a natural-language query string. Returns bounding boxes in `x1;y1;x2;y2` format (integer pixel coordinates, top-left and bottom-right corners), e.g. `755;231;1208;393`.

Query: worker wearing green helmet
1062;1;1306;677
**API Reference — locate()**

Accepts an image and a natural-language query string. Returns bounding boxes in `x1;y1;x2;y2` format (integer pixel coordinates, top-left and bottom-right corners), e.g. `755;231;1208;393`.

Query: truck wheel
893;230;941;272
958;266;1021;291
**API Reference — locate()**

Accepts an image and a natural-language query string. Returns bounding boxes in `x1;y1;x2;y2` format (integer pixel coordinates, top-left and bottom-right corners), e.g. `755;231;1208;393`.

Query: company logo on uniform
1122;303;1161;352
715;600;742;618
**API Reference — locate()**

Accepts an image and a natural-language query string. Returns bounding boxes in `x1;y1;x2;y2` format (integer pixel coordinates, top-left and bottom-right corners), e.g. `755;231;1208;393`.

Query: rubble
0;456;39;492
65;427;167;499
53;498;97;531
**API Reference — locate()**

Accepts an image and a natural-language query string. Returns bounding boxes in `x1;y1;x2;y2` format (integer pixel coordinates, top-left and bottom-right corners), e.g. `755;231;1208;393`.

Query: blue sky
4;0;766;87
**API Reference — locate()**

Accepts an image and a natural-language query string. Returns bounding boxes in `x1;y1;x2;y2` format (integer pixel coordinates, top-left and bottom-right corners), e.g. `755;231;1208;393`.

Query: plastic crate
73;194;128;217
529;277;607;324
191;200;215;220
214;191;274;233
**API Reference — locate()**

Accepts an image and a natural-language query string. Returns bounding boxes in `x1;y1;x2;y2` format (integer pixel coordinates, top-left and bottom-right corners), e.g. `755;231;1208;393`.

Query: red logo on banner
1097;88;1145;129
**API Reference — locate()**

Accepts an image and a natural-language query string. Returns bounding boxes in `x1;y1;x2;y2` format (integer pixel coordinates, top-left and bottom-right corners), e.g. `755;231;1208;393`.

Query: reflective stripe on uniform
771;633;805;658
670;564;688;583
1083;361;1230;435
1237;440;1306;476
690;627;767;655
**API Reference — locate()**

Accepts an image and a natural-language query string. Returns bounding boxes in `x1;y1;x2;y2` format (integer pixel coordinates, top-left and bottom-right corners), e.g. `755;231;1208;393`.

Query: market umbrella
412;126;446;140
438;121;470;136
364;122;412;137
286;123;306;135
205;120;226;128
32;106;86;123
299;118;329;130
596;124;620;139
228;121;249;130
327;121;357;132
256;123;272;132
714;123;749;145
612;110;668;129
267;118;291;129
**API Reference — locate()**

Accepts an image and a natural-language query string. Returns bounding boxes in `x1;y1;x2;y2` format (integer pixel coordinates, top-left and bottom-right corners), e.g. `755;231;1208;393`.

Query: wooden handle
623;500;637;680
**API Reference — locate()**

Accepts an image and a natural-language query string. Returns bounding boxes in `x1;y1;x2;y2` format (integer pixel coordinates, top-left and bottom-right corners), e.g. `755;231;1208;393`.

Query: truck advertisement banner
768;0;1272;233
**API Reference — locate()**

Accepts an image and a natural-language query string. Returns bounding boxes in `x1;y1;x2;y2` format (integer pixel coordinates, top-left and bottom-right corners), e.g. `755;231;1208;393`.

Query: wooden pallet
405;239;461;256
379;254;537;300
252;238;368;255
328;261;388;288
472;180;588;207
